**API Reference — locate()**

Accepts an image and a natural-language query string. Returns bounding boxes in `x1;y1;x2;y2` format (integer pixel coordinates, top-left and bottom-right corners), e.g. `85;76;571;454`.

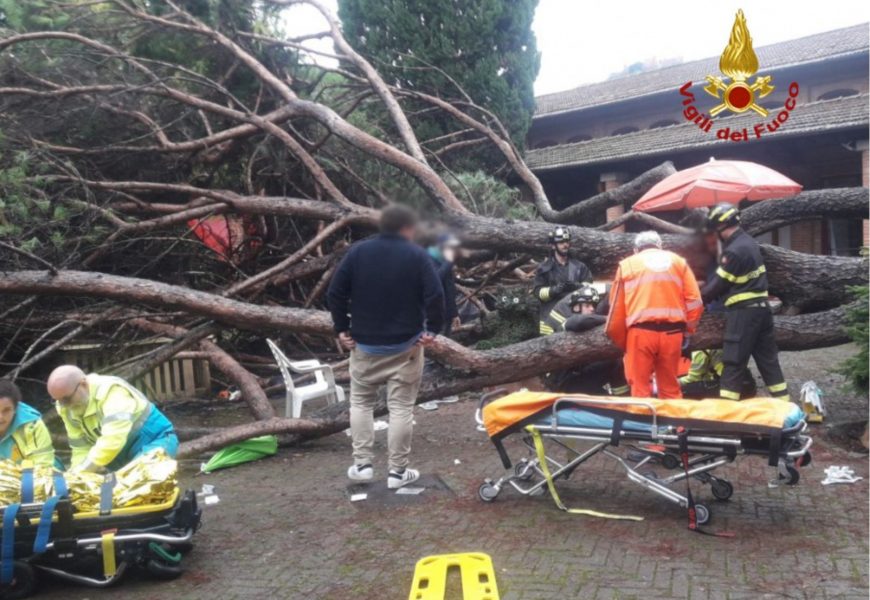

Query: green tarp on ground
201;435;278;473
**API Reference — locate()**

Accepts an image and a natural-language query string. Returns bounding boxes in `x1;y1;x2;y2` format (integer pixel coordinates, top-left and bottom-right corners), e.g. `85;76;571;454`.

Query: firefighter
540;285;602;335
533;227;593;334
541;286;630;395
47;365;178;473
700;202;789;400
606;231;703;399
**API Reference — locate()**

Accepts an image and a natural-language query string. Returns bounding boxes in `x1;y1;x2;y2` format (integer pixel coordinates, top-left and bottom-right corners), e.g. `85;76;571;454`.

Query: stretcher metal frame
1;487;201;599
475;390;813;525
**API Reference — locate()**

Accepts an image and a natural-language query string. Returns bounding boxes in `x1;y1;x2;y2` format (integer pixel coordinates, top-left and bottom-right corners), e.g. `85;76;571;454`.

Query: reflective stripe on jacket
714;229;769;307
0;402;55;467
679;350;724;384
605;248;703;350
58;374;155;469
540;296;573;335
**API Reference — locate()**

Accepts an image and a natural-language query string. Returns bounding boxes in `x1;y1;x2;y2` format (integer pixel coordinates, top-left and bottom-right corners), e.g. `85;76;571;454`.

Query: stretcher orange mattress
483;391;803;439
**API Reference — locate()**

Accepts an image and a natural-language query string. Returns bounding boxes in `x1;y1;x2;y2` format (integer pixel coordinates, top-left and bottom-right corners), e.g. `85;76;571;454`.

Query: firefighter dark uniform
534;228;592;334
702;203;788;401
540;288;629;395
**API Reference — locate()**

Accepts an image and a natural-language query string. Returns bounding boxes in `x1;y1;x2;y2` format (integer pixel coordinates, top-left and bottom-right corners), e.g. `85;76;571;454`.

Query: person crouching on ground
0;379;56;467
606;231;703;399
327;205;445;489
46;365;178;473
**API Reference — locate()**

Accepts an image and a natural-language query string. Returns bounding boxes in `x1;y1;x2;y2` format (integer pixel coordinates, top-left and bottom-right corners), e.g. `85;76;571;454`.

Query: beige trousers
349;345;424;470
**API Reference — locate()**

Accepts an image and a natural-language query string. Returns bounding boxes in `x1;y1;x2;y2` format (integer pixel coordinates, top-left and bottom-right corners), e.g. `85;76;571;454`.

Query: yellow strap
525;426;643;521
101;531;117;578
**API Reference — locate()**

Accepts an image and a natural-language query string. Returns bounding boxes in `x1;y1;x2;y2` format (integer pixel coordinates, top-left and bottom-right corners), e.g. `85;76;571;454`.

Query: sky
281;0;870;96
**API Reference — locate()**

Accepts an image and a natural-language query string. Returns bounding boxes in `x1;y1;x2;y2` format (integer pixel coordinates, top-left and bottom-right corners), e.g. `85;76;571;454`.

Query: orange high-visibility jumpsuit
605;248;703;399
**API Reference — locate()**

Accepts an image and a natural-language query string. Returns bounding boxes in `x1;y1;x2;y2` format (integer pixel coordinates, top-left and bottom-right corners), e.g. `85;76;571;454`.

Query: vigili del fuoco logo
679;9;800;142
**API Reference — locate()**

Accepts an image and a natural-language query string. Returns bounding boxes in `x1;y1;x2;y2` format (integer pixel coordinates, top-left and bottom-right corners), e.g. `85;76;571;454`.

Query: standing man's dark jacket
533;257;592;333
327;234;444;344
431;256;458;334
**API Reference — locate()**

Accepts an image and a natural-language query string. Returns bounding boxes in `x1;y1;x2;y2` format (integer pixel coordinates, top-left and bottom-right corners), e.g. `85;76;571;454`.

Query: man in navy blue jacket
327;205;444;489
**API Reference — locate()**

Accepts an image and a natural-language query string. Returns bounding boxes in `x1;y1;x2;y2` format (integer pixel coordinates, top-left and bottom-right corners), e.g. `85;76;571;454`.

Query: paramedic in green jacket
0;379;56;467
46;365;178;473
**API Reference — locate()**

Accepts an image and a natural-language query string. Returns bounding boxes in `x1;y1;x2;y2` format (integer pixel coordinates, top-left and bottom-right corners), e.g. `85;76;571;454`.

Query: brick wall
790;220;824;254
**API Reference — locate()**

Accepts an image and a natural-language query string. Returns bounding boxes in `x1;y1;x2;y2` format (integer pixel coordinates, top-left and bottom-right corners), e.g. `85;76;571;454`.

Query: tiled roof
535;23;869;117
525;93;869;172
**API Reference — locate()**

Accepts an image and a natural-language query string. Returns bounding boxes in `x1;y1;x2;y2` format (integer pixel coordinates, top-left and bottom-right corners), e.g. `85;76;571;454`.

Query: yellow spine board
408;553;499;600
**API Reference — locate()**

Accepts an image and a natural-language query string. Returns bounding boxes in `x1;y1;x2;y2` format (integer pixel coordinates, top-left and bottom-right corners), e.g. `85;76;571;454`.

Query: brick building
525;24;869;255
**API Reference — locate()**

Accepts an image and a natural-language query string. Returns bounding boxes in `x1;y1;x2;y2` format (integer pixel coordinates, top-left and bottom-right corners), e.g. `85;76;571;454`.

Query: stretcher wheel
146;558;185;580
694;504;711;526
0;561;36;600
781;465;800;485
796;451;812;467
478;482;500;503
710;479;734;501
514;462;534;481
661;454;680;470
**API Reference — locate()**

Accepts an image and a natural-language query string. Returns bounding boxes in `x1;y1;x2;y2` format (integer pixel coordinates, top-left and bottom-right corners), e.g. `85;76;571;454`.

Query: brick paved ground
34;346;868;600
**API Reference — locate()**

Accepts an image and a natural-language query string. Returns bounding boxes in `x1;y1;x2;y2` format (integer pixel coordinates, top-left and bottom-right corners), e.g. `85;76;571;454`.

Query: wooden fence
57;340;211;401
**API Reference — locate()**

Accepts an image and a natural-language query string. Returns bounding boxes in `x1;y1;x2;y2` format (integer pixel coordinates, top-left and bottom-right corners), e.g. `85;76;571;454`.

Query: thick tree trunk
0;270;334;334
741;188;869;236
177;303;856;456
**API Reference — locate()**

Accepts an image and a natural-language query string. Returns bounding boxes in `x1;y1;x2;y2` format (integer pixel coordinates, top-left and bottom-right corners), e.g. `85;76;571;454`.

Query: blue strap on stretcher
1;503;20;584
53;472;68;499
32;496;62;555
20;467;34;504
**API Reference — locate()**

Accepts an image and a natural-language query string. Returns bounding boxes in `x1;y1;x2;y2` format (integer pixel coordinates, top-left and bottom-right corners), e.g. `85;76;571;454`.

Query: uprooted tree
0;0;866;457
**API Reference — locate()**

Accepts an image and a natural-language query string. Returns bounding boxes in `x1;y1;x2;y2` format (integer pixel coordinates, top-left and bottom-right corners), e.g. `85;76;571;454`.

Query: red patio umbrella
633;160;802;213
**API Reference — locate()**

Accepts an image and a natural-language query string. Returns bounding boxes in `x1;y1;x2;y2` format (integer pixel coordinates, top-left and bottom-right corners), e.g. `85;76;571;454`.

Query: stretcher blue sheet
548;402;805;432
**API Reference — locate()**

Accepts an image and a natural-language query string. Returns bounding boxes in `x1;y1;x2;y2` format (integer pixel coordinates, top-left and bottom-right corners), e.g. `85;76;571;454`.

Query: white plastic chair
266;339;345;418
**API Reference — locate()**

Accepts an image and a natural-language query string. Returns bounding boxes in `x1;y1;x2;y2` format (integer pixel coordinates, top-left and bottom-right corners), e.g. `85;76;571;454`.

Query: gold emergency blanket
0;449;177;511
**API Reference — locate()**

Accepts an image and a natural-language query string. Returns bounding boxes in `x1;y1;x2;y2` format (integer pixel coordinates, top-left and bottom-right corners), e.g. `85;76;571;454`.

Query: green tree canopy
337;0;540;167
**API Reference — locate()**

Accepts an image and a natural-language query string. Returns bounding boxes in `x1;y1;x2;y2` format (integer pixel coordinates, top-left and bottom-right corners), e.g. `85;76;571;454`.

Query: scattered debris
821;466;863;485
800;381;826;423
350;493;368;502
454;459;462;465
395;487;425;495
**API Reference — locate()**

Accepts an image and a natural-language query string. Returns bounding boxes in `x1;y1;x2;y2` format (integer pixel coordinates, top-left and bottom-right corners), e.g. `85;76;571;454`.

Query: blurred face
398;224;416;241
704;232;719;254
51;378;89;415
0;397;15;437
580;303;596;315
555;241;570;256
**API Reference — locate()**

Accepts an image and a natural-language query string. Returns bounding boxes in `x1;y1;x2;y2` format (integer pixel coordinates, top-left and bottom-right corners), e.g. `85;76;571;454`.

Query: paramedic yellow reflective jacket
58;374;154;470
1;402;55;467
679;350;724;384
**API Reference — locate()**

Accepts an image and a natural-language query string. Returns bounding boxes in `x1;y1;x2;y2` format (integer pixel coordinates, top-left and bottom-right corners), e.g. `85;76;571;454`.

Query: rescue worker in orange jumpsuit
606;231;704;399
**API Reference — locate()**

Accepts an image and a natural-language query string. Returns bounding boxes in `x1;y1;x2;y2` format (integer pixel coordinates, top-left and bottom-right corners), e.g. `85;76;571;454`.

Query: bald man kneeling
47;366;178;473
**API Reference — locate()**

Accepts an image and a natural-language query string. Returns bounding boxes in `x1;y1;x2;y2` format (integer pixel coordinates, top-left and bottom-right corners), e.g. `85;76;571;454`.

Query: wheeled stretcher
475;391;812;525
1;486;201;599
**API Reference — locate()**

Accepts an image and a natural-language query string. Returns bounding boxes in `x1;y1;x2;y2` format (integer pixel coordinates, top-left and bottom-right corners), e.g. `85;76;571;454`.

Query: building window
611;126;639;136
649;119;678;129
534;139;558;149
566;134;591;144
816;88;859;101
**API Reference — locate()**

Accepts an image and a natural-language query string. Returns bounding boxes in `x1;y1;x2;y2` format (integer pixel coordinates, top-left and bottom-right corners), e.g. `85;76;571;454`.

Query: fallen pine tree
0;1;866;457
